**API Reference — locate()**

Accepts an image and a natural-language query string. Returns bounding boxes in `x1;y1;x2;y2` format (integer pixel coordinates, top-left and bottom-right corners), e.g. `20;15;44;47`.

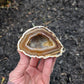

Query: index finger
9;51;30;81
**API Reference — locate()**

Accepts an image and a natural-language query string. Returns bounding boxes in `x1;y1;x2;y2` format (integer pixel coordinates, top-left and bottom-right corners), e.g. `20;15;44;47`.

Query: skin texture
8;51;56;84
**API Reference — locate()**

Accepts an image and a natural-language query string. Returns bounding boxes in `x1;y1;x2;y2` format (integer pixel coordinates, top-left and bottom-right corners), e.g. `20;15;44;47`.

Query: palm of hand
18;66;49;84
9;52;56;84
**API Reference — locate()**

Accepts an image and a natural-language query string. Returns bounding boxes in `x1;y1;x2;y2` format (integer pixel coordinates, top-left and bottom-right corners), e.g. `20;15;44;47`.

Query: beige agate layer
17;26;64;59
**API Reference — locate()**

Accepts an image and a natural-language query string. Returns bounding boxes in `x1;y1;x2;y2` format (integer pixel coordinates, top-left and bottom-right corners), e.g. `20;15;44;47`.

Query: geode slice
17;26;64;59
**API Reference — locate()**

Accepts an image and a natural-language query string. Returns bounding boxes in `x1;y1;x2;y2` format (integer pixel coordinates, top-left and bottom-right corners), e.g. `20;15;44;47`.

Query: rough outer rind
17;26;64;59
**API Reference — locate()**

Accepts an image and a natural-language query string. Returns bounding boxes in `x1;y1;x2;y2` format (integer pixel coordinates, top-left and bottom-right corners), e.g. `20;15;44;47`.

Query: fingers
29;58;40;67
43;58;56;76
18;51;30;69
29;57;56;73
26;66;39;78
26;58;40;78
37;59;45;72
9;51;30;80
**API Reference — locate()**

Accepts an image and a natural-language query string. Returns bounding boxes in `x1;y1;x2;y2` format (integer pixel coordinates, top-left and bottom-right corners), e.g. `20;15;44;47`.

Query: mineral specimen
17;26;64;59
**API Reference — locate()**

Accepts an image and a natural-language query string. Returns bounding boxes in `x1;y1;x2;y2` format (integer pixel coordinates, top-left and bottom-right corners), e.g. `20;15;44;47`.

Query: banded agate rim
17;26;64;59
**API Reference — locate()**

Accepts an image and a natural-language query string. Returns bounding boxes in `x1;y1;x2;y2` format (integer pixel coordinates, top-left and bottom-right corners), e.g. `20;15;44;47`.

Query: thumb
9;51;30;81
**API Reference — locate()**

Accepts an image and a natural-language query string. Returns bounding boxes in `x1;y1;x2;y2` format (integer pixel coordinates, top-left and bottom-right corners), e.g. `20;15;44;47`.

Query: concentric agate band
17;26;64;59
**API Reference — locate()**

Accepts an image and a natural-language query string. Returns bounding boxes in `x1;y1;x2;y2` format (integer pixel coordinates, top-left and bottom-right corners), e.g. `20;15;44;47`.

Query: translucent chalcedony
17;26;64;59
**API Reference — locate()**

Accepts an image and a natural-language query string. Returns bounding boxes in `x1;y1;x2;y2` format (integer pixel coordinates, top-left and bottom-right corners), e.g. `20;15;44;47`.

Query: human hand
8;51;56;84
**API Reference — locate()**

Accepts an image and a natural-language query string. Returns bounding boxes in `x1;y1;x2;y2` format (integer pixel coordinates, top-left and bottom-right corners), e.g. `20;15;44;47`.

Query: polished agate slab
17;26;64;59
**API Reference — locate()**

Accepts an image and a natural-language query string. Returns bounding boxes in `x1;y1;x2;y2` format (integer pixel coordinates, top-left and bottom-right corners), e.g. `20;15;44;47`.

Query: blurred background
0;0;84;84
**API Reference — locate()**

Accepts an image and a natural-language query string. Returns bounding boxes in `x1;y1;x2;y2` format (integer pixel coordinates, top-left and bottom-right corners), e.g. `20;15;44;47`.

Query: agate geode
17;26;64;59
